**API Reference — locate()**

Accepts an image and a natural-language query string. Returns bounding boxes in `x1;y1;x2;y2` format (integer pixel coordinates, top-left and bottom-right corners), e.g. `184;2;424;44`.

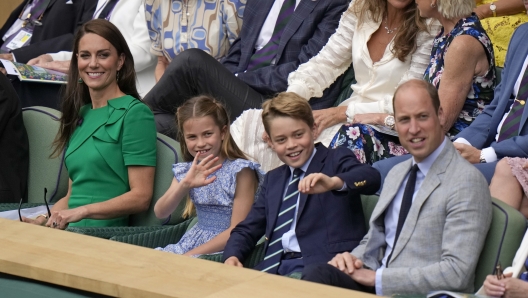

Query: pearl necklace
383;17;398;34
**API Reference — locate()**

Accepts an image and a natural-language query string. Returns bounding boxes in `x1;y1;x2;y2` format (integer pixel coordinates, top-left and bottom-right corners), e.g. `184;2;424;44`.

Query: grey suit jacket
352;141;492;295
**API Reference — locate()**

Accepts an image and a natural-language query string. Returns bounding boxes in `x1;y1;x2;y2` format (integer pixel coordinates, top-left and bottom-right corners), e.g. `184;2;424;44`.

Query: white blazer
50;0;156;97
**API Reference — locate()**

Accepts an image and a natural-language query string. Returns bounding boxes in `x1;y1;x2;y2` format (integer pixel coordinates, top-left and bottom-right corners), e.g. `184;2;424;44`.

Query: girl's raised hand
181;153;222;188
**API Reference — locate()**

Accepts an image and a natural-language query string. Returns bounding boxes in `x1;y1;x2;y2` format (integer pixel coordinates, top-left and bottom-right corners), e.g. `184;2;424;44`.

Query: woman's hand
46;206;88;229
313;106;347;139
27;54;53;66
351;113;388;126
37;60;70;73
22;215;48;226
180;153;222;189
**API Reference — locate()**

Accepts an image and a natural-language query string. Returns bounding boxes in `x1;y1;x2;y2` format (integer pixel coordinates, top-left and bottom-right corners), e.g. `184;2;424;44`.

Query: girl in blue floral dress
154;96;264;256
330;13;495;165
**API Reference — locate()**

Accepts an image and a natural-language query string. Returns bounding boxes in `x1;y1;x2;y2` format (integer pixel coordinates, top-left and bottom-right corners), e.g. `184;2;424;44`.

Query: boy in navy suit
223;92;381;276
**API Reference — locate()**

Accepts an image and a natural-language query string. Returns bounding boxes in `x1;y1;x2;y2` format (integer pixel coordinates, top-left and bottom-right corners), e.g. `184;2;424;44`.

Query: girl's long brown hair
52;19;140;157
176;95;249;218
353;0;429;62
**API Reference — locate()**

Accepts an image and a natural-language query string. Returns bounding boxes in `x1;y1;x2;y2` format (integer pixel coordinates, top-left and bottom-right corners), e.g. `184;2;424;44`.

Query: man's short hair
262;92;315;135
392;79;440;114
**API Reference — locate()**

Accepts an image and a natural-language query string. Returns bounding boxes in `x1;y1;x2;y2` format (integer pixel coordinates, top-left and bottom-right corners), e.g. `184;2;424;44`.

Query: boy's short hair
262;92;315;135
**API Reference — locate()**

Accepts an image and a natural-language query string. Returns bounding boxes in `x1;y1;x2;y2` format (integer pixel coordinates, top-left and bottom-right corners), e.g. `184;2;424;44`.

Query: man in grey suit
302;79;492;295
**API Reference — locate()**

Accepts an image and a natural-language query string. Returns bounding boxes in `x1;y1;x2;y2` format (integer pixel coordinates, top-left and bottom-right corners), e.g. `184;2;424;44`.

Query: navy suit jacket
0;0;96;63
221;0;349;110
456;23;528;158
223;143;381;269
0;74;28;203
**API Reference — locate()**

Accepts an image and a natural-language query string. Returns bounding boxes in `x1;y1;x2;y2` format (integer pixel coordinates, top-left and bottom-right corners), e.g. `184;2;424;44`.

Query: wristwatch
479;150;486;163
384;115;395;129
489;2;497;17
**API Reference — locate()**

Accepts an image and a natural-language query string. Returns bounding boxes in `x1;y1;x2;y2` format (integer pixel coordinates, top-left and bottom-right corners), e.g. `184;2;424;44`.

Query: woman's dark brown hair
52;19;139;157
353;0;429;62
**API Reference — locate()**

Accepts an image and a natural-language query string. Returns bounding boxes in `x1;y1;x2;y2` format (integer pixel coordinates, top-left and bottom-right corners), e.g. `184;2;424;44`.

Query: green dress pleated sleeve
64;95;157;227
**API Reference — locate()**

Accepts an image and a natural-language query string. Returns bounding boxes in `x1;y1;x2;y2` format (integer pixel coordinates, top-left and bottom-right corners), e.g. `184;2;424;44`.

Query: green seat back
129;133;186;226
474;198;527;290
333;65;356;107
22;107;69;203
495;66;503;85
361;195;379;229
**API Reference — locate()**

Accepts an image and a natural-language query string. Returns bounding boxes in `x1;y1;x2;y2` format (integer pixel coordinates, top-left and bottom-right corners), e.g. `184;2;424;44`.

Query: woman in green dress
25;19;157;229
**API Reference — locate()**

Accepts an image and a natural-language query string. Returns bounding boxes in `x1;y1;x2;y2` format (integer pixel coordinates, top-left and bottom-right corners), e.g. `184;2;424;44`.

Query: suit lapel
388;143;454;264
267;166;290;236
296;145;325;221
371;160;412;223
275;0;318;63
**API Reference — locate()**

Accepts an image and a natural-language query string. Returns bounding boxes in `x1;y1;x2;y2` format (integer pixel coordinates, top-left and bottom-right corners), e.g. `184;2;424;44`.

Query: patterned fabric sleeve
172;162;192;182
144;0;164;57
286;2;356;100
223;0;244;46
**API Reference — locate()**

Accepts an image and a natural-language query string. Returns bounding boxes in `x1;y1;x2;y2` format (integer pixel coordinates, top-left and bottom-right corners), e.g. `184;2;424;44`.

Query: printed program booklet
1;59;67;84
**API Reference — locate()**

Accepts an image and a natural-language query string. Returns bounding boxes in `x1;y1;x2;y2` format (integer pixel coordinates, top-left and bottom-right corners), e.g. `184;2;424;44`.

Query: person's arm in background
124;2;156;73
145;0;170;82
223;0;244;47
474;0;526;19
436;35;490;134
236;0;349;96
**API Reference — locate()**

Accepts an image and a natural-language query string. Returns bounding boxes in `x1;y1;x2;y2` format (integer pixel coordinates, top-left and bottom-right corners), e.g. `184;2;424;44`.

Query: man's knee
168;48;211;71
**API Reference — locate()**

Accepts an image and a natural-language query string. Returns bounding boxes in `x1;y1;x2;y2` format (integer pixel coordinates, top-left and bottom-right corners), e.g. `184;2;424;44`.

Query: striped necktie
246;0;296;71
498;66;528;142
260;168;303;274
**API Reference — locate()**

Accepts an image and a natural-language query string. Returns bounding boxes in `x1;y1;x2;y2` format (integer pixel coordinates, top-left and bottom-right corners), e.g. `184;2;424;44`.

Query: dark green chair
474;198;527;290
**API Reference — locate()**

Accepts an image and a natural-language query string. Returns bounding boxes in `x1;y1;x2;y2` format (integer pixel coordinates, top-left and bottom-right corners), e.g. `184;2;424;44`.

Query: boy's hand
224;256;243;267
299;173;344;194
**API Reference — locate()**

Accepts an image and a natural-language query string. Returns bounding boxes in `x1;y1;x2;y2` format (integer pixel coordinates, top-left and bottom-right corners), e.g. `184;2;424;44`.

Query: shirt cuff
481;147;498;163
375;268;383;296
287;82;310;100
338;182;348;191
453;137;471;145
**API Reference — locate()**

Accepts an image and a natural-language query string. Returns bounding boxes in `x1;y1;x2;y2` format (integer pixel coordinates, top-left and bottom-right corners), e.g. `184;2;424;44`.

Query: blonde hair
176;95;249;218
352;0;428;62
436;0;474;19
261;92;314;135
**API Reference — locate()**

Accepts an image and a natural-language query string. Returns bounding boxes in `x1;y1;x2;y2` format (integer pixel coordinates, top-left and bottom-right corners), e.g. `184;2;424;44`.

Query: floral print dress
330;14;495;165
424;13;496;136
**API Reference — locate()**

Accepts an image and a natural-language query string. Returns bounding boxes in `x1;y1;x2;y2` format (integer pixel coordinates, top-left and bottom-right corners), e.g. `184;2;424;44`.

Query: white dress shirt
455;54;528;162
255;0;301;51
374;137;447;295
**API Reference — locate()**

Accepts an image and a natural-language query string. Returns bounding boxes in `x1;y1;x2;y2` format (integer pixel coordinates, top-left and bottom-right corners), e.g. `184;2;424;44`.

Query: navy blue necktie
386;164;418;267
260;168;303;273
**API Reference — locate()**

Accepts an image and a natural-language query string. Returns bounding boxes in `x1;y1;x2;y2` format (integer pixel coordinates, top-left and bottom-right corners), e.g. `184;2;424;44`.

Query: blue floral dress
156;159;264;255
424;13;496;135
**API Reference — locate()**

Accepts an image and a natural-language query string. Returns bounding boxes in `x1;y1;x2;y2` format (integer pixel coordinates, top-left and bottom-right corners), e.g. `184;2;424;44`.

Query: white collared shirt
254;0;301;51
375;137;447;295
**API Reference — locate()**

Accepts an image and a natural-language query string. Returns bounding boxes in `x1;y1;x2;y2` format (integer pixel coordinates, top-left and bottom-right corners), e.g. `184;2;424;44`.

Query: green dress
65;95;157;227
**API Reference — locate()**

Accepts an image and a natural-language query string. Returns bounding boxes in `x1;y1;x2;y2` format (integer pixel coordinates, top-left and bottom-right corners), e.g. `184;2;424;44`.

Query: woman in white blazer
28;0;156;97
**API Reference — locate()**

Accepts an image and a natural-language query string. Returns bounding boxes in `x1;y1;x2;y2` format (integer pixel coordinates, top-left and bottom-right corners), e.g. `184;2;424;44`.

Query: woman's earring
430;2;436;7
78;78;83;84
116;70;120;82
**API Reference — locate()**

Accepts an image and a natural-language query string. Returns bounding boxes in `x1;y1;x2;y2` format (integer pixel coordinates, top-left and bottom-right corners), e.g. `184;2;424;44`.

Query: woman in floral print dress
331;5;496;165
